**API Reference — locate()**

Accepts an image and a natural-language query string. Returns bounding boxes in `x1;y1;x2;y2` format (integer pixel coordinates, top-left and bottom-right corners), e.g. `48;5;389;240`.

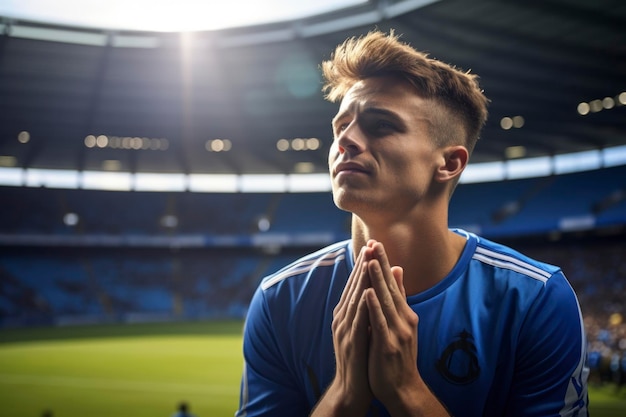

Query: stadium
0;0;625;416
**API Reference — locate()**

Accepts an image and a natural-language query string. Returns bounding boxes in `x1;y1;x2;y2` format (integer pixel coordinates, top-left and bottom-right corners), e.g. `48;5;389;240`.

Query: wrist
311;379;371;417
384;377;450;417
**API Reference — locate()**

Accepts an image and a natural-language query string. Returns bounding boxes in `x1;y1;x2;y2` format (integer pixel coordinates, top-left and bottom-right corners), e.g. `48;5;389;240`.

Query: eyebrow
332;106;405;130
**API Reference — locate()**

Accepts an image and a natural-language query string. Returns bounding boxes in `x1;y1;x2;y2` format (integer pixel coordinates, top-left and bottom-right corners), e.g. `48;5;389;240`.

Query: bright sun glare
0;0;367;32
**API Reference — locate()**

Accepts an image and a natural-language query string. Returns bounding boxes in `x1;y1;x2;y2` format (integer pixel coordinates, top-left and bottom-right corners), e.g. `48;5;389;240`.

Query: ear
435;145;468;183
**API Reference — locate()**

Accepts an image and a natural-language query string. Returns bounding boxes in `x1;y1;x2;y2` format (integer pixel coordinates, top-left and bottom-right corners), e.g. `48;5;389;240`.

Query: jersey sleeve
506;271;589;417
235;285;309;417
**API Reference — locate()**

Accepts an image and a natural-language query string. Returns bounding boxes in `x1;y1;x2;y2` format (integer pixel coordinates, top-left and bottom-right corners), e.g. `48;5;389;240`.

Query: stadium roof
0;0;368;32
0;0;624;177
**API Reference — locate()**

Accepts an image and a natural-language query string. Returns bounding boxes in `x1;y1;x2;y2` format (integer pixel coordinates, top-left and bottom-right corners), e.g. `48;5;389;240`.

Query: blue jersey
236;230;589;416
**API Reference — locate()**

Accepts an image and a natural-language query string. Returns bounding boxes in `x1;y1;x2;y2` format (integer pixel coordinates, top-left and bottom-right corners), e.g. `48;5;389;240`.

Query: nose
335;121;365;155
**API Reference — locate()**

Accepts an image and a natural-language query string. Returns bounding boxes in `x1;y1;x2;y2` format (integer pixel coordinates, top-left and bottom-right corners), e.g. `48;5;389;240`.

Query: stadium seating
0;166;624;334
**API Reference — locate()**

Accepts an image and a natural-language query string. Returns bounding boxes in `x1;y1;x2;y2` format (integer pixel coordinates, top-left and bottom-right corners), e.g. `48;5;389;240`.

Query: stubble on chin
332;186;375;215
332;186;356;212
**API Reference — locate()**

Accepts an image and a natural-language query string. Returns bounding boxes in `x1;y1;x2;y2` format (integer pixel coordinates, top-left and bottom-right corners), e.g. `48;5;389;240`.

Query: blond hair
321;30;489;154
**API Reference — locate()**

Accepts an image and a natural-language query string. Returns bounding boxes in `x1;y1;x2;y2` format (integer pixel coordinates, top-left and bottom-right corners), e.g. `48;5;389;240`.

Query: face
328;76;446;218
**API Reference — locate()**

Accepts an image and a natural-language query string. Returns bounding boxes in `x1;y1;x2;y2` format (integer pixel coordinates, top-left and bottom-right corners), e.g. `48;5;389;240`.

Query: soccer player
235;30;589;416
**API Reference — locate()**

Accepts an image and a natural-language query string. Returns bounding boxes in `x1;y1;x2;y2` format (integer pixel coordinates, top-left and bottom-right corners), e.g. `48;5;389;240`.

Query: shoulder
467;233;582;334
260;239;351;292
458;231;575;317
470;233;561;285
243;240;351;360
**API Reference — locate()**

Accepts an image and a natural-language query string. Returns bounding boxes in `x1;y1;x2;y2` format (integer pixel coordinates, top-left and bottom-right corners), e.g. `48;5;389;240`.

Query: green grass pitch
0;321;244;417
1;320;625;417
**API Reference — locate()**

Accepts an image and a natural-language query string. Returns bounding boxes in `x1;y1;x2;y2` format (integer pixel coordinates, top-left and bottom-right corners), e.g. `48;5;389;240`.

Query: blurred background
0;0;625;415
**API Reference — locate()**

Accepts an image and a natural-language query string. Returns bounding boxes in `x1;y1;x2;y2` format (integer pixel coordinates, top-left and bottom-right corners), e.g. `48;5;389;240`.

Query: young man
236;30;589;417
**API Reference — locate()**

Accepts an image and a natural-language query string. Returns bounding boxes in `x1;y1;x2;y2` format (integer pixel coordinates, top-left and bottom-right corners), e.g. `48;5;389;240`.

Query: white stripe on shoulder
473;246;552;284
261;247;346;291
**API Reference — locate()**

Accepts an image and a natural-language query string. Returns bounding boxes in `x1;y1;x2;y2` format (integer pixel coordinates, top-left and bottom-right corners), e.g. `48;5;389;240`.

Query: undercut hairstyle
321;30;489;154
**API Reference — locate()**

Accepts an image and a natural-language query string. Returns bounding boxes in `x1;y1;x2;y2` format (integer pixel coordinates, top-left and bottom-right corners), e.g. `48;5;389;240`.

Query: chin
333;193;367;214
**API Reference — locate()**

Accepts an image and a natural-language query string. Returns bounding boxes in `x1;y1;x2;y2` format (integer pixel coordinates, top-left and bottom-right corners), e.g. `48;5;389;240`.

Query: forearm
385;378;451;417
311;376;450;417
310;380;370;417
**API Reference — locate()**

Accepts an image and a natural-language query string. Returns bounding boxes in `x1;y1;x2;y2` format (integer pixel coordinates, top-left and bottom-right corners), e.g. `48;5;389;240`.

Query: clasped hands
330;240;422;415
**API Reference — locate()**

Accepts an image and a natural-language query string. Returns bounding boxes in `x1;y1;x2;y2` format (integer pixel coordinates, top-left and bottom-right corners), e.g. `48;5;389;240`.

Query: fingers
334;246;366;315
367;242;405;315
364;287;387;336
368;259;396;315
336;241;406;327
344;259;372;326
371;242;401;295
334;244;375;339
328;251;375;410
391;266;406;298
353;288;371;339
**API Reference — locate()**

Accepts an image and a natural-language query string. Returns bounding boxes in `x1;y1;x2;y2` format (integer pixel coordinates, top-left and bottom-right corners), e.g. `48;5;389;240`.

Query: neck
350;211;466;296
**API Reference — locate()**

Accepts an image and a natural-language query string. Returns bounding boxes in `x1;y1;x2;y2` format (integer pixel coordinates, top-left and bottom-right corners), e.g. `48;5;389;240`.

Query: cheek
388;150;433;183
328;142;340;166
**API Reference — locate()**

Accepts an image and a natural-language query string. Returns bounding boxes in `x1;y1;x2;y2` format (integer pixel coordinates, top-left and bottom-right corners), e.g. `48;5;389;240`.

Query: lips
333;161;370;177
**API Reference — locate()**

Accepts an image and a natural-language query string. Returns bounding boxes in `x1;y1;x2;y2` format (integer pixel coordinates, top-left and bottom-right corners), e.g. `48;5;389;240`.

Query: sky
0;0;366;32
